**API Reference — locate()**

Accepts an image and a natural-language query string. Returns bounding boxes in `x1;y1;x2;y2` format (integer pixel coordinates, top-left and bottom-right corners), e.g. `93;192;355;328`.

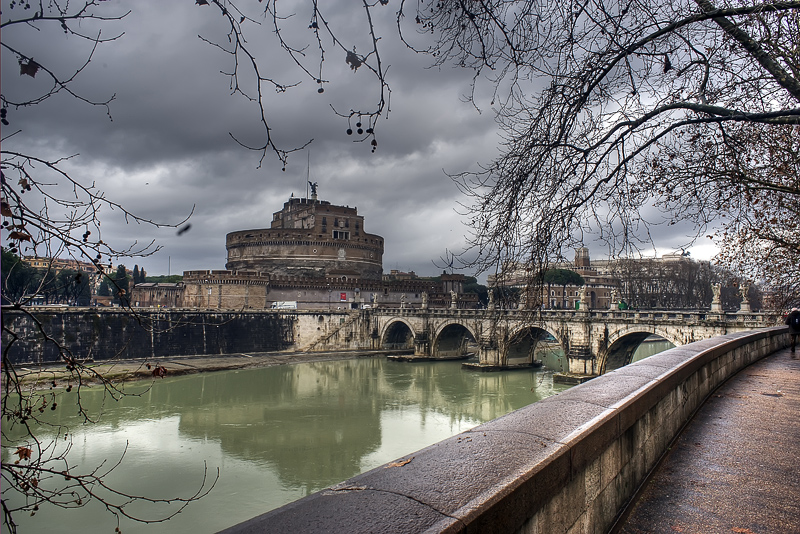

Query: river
3;340;674;533
4;356;573;533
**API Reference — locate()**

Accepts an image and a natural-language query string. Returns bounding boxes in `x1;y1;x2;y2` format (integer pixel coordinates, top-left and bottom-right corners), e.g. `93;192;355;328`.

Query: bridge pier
477;337;501;366
413;332;431;357
568;347;595;372
556;312;599;382
550;342;598;384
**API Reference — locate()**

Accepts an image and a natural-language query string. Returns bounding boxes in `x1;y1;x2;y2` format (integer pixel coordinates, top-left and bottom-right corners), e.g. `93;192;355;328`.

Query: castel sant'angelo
225;191;385;280
133;187;474;310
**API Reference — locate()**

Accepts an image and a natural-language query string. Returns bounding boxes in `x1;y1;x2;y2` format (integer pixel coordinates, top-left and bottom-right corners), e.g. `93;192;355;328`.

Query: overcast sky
1;0;719;281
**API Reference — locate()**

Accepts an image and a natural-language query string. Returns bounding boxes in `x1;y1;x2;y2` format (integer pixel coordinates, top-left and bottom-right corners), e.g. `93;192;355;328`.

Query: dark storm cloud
2;0;715;279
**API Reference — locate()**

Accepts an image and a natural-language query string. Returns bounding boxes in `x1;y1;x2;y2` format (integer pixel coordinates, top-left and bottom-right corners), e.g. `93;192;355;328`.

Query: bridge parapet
376;307;774;322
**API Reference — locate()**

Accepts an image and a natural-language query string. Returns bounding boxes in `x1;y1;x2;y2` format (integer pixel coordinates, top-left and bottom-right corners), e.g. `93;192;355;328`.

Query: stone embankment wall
1;308;371;364
221;327;788;534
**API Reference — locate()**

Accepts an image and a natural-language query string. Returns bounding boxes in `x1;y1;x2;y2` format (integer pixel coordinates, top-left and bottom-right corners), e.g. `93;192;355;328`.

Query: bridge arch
431;321;478;359
600;327;681;373
504;326;565;367
381;319;416;349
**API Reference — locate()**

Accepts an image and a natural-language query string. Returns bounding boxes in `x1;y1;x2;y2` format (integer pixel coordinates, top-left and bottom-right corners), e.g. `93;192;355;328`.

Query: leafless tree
650;122;800;308
195;1;800;302
219;0;798;301
611;256;744;309
193;0;393;168
396;0;799;301
2;2;208;532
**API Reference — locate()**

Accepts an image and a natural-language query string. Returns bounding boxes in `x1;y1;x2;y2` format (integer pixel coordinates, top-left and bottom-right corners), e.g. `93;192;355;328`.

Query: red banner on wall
340;292;347;301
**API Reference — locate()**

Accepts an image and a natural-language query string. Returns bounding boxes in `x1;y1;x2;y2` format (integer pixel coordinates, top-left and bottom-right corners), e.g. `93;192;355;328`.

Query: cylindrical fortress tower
225;196;384;280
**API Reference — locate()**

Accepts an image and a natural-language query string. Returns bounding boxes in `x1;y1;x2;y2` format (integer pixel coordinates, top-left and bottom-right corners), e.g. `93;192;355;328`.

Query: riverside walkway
614;347;800;534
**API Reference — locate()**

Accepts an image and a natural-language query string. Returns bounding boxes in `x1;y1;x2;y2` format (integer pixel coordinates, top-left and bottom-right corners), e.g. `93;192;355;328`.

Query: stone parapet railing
220;326;789;534
375;307;776;326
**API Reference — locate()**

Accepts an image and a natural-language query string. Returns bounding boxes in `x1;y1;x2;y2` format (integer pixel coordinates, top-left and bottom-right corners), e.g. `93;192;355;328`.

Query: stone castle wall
176;271;473;310
225;233;384;280
131;195;478;312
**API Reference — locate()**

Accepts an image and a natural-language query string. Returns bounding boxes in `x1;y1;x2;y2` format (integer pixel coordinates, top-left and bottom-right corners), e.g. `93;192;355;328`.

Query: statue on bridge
579;285;590;311
450;290;458;309
487;290;495;310
610;288;619;310
738;284;751;313
421;292;428;310
400;293;407;309
710;283;723;313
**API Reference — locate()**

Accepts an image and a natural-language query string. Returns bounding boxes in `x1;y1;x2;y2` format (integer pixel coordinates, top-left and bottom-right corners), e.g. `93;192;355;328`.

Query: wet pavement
614;348;800;534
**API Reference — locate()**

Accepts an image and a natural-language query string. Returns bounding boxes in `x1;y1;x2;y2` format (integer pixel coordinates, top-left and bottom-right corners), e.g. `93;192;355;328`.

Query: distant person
786;308;800;355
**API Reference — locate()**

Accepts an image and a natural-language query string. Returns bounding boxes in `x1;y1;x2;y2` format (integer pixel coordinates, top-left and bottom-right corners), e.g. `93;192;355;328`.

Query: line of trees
611;259;762;311
2;249;91;306
490;259;762;311
1;251;142;307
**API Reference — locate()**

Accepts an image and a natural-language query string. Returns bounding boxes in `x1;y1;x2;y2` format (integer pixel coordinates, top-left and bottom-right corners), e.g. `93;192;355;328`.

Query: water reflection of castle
133;189;476;310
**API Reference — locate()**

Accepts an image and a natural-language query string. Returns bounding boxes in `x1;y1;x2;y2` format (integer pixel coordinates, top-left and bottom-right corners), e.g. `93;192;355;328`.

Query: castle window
333;230;350;240
345;219;349;228
322;217;327;225
334;218;339;227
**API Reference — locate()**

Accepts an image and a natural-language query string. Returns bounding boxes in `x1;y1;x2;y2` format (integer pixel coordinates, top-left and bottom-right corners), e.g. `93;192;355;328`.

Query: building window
333;230;350;240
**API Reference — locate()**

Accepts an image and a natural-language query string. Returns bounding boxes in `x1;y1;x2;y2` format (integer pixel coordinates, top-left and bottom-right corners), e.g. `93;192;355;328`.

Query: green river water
3;341;672;533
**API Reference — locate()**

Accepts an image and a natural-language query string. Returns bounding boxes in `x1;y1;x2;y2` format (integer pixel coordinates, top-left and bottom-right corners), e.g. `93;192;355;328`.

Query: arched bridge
369;308;774;379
